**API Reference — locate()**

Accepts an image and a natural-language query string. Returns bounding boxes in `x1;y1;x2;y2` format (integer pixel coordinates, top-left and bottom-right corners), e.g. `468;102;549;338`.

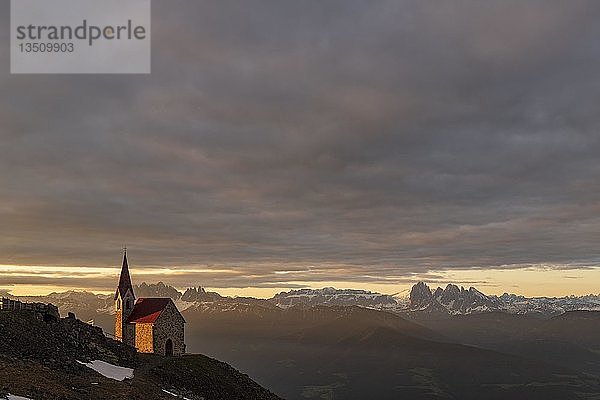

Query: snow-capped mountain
497;292;600;316
409;282;600;316
410;283;502;314
271;287;398;309
14;282;600;329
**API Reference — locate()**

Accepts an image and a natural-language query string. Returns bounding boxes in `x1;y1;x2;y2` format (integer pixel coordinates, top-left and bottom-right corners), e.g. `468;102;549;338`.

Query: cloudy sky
2;1;600;297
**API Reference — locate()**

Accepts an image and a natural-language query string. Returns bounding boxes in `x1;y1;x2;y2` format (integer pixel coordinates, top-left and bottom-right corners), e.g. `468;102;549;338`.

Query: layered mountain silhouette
20;281;600;321
12;282;600;399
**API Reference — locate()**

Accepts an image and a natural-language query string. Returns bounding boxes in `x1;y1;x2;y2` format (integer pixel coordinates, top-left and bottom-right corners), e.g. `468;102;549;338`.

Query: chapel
114;250;186;356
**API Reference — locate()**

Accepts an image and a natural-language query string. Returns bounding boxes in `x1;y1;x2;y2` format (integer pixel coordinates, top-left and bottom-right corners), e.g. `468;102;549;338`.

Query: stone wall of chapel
152;302;185;356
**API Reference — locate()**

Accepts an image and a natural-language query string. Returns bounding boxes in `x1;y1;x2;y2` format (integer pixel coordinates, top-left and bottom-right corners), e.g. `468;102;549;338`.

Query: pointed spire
122;246;128;268
115;247;135;300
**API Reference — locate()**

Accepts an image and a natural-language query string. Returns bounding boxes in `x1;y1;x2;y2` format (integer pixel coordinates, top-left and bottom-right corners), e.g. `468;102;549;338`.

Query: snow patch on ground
77;360;134;381
162;389;192;400
3;394;34;400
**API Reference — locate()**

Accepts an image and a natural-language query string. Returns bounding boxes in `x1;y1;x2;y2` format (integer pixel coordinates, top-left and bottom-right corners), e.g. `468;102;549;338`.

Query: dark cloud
1;1;600;290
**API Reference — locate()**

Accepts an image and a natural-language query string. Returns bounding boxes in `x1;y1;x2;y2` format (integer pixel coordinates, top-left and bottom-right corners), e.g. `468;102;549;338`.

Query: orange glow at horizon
1;264;600;298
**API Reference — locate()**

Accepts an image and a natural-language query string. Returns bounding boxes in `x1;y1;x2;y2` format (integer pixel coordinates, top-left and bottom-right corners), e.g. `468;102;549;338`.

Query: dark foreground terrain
0;310;281;400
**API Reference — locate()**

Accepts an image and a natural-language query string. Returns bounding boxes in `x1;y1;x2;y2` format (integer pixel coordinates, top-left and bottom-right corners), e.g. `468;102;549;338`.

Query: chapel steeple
115;247;134;300
115;247;136;344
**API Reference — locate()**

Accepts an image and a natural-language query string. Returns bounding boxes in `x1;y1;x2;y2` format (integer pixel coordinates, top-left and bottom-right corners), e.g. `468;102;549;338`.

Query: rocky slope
0;309;281;400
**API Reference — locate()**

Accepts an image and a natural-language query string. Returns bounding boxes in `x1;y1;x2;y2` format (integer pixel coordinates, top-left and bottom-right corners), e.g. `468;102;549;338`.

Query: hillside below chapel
0;309;282;400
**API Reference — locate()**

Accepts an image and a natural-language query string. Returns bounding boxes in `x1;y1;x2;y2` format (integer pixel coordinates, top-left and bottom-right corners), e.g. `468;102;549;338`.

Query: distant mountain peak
409;282;501;315
409;282;434;310
134;282;182;301
272;287;398;309
13;282;600;331
406;281;600;317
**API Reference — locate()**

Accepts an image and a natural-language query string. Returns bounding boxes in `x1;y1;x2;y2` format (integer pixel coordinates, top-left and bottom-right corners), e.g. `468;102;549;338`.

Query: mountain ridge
15;281;600;326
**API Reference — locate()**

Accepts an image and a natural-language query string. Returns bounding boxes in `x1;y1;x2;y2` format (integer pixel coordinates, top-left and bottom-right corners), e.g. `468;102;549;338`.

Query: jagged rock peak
409;282;433;310
409;281;503;315
134;282;182;301
181;287;223;302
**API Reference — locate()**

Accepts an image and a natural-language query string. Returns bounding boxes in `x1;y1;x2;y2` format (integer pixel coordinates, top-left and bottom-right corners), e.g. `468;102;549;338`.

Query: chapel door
165;338;174;356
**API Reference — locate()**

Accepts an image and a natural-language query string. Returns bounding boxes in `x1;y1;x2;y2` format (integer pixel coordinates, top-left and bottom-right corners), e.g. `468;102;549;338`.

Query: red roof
126;298;171;324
